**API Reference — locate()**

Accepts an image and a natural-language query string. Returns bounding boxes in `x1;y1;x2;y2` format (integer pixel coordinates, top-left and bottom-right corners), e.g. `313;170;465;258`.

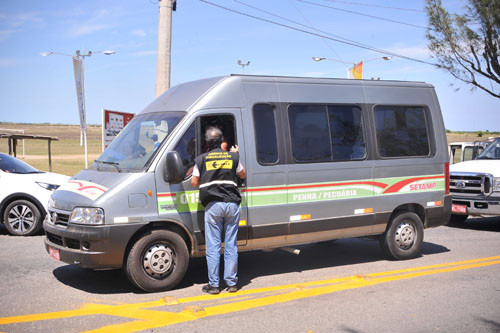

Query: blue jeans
204;201;240;288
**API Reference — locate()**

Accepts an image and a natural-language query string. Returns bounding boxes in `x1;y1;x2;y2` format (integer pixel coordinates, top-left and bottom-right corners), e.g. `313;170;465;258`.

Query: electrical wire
199;0;437;66
288;0;349;67
230;0;420;63
298;0;432;31
232;0;350;65
319;0;426;13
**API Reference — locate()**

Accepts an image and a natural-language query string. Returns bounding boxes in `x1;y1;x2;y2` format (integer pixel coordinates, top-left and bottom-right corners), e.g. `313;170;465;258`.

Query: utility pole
155;0;176;97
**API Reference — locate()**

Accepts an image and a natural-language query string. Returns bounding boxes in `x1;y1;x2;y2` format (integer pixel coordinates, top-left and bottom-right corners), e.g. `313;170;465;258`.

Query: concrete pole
156;0;173;97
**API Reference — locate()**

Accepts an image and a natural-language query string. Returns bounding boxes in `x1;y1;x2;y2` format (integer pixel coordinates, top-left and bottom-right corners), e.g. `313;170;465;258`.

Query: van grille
450;172;493;197
48;209;70;227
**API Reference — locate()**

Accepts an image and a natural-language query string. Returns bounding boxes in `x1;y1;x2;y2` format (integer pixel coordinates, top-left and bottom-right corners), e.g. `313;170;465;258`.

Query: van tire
125;229;189;292
3;199;43;236
380;212;424;260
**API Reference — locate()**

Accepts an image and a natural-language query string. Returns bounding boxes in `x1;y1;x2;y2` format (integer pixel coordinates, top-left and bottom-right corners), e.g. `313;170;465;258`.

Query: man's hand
191;175;200;187
230;145;239;153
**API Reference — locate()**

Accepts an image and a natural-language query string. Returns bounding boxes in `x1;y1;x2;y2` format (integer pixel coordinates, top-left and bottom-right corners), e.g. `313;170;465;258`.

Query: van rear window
374;106;430;158
288;104;366;163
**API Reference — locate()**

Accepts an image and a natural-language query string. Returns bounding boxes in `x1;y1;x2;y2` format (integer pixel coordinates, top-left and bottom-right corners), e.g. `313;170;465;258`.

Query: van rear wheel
125;229;189;292
380;212;424;260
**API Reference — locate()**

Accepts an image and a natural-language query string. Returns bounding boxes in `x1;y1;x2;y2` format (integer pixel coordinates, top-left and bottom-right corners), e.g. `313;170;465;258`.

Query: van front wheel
380;212;424;260
125;229;189;292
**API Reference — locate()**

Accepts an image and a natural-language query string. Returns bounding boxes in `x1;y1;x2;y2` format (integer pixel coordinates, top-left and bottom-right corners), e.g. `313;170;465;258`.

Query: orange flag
348;61;363;80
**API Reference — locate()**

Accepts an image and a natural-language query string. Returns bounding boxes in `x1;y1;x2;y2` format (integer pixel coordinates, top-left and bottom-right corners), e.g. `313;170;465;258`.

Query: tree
426;0;500;98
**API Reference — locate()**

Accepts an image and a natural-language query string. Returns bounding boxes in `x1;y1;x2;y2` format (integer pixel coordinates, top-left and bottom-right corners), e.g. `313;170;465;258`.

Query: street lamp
312;57;349;64
237;60;250;74
41;49;115;168
313;55;392;79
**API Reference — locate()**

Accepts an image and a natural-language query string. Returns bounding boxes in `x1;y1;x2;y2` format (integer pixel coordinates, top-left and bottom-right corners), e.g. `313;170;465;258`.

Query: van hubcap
395;222;415;250
143;244;174;277
7;204;35;233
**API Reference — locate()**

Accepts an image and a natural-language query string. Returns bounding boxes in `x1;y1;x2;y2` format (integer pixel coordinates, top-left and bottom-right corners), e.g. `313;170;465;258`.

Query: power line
230;0;425;62
320;0;426;13
232;0;349;66
298;0;431;31
288;0;349;67
199;0;436;66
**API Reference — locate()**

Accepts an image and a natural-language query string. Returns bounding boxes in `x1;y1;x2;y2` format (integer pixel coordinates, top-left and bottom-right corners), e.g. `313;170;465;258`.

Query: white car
0;153;69;236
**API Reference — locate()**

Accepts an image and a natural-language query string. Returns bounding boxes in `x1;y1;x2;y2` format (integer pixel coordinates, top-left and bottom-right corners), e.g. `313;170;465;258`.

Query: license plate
452;204;467;214
49;246;60;261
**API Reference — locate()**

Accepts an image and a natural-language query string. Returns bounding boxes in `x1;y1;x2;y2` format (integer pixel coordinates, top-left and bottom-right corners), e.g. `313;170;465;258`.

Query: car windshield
95;111;185;171
476;138;500;160
0;154;41;174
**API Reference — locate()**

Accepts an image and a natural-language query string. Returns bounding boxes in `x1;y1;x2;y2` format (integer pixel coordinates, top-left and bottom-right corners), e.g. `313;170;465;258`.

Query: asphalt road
0;217;499;333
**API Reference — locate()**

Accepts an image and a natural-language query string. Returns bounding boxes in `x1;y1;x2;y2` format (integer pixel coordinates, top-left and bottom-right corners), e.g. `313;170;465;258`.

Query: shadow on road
446;216;500;232
52;236;449;294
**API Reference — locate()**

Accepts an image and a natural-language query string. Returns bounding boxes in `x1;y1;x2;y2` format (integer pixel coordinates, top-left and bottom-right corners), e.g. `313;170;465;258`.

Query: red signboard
102;109;135;150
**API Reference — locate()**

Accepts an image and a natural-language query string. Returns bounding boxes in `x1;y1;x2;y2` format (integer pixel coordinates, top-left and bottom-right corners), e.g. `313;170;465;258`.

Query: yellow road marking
1;255;499;333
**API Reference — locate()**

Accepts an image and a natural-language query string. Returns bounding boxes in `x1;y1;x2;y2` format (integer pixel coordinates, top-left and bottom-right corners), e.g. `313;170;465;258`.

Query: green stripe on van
157;174;445;214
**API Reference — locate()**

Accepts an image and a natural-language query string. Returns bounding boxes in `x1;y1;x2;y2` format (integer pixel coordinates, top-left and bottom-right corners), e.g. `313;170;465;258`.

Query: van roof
140;74;435;115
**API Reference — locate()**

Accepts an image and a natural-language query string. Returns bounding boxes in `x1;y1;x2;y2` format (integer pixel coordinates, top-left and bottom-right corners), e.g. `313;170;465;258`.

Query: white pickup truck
449;137;500;223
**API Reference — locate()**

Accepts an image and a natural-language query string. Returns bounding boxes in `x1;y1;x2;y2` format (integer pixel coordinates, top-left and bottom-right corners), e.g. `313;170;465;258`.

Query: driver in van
191;126;246;294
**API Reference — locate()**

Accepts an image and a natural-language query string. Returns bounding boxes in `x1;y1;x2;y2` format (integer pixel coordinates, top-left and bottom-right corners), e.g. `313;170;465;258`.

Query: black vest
195;148;242;207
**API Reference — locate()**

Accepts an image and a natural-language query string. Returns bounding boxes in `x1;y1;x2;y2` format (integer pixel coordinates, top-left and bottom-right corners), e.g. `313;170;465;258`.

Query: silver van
44;75;452;292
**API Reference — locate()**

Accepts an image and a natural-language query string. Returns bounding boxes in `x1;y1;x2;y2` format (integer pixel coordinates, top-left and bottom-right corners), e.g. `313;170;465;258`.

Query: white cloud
0;58;20;67
0;29;18;42
68;23;113;38
386;44;431;58
132;29;147;37
1;12;44;28
134;50;157;56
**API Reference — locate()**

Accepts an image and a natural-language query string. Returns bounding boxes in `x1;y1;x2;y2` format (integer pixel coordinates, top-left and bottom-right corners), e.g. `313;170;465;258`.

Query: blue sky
0;0;498;131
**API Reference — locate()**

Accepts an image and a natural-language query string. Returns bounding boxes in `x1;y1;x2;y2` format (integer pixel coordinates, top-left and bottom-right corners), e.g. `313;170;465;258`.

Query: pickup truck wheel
448;214;468;225
380;212;424;260
125;229;189;292
3;199;43;236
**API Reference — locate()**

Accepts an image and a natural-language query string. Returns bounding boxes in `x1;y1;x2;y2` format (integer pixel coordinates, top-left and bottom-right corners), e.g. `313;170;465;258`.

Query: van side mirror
165;151;184;184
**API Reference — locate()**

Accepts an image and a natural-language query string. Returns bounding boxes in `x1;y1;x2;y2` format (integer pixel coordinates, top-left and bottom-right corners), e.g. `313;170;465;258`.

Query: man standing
191;127;246;294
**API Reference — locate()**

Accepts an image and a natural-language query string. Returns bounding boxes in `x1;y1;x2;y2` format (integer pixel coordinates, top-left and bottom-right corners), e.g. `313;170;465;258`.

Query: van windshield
94;111;185;171
476;138;500;160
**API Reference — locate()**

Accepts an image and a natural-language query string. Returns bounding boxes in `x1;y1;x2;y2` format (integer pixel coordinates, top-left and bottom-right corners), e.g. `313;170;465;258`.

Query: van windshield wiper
95;160;122;173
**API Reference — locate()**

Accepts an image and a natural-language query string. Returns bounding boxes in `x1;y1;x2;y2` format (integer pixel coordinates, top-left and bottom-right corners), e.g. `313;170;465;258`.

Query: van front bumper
44;219;147;269
452;195;500;216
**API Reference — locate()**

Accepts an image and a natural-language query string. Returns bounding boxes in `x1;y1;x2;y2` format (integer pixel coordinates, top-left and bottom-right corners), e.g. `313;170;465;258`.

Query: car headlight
36;182;60;191
69;207;105;225
493;178;500;192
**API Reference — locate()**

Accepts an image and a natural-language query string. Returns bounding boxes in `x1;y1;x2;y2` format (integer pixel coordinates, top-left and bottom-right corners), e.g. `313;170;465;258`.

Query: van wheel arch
123;220;194;268
386;203;425;231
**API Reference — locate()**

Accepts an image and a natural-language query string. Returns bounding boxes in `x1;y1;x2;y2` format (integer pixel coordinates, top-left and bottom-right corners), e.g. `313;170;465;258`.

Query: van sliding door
284;102;375;242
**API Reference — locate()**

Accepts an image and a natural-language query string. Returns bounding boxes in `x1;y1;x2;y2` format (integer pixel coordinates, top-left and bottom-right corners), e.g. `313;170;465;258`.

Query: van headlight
69;207;104;225
493;178;500;192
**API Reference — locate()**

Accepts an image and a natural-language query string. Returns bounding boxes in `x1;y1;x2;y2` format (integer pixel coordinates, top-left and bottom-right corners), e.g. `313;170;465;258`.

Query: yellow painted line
0;255;499;333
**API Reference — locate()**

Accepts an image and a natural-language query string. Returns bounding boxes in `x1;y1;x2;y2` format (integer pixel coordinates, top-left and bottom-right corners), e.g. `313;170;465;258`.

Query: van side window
253;104;278;164
375;106;430;157
289;104;332;162
174;123;196;178
288;104;366;163
328;105;366;160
